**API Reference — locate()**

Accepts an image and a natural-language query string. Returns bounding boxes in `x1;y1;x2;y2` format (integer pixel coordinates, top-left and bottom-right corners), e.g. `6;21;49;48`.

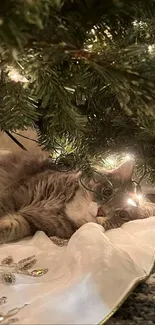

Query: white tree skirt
0;218;155;325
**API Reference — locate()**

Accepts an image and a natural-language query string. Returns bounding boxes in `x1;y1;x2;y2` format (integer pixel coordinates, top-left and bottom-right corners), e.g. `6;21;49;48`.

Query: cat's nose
97;207;106;217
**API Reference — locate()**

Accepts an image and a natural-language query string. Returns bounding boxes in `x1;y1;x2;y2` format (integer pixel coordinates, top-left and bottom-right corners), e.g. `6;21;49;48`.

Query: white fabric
0;217;155;324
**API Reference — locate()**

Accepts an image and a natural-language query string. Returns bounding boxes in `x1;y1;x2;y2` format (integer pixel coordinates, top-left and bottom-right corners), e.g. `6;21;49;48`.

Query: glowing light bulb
8;68;28;83
87;44;93;49
12;73;18;82
124;154;134;161
148;45;154;53
136;194;143;200
54;149;62;158
133;20;147;28
91;28;95;35
107;158;115;166
127;198;137;207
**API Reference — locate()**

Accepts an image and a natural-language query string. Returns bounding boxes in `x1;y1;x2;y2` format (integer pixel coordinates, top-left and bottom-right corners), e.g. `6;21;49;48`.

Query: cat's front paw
96;216;108;226
0;219;10;244
96;216;113;231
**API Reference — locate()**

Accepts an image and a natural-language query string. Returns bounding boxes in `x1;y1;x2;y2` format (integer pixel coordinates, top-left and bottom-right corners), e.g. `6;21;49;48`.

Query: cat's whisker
0;150;154;244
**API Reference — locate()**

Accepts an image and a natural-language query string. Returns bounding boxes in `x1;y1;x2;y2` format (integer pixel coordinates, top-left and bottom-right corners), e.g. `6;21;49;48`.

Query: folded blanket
0;218;155;325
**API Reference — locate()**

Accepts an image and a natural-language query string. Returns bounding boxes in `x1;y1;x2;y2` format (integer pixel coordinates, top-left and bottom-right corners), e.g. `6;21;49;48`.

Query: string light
127;198;137;207
53;149;62;158
101;156;117;169
91;28;95;35
132;20;147;28
148;45;154;53
127;193;143;207
10;72;19;82
124;154;134;161
86;44;93;49
103;153;134;169
136;194;143;200
107;158;115;165
8;68;28;83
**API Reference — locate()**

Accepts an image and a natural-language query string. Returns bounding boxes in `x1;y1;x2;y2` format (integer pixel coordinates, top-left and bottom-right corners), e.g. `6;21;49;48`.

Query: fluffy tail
0;214;32;244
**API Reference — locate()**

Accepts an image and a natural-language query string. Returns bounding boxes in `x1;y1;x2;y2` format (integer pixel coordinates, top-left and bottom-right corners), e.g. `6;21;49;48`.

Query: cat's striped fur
0;151;147;244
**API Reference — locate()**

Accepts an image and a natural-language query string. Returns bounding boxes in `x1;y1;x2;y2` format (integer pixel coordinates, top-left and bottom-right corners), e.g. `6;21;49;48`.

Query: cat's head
98;199;155;230
92;159;134;210
85;159;155;228
83;159;141;223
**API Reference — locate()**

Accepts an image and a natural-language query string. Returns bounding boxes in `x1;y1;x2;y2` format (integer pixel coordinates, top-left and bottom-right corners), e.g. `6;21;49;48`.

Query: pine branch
1;0;155;182
0;79;38;130
34;67;86;148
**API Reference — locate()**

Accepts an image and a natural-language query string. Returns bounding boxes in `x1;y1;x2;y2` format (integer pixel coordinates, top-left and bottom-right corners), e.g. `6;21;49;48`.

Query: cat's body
0;151;154;244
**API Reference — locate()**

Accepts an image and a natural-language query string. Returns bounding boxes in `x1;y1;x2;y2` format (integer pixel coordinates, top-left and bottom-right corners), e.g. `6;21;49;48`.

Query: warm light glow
87;44;93;49
53;149;62;159
133;20;138;26
148;45;155;54
102;156;118;170
103;153;134;170
136;194;143;200
124;154;134;161
127;198;137;207
91;28;95;35
133;20;147;28
11;73;18;82
8;68;28;83
106;158;116;166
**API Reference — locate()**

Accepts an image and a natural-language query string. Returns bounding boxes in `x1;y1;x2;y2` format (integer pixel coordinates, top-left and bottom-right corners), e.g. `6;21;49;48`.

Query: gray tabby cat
0;151;153;244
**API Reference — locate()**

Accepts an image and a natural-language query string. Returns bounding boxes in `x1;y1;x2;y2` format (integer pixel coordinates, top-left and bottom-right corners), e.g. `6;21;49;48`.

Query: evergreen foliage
1;0;155;181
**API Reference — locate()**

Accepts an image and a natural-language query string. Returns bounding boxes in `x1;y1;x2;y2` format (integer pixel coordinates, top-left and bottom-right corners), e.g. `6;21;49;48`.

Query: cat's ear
110;159;135;184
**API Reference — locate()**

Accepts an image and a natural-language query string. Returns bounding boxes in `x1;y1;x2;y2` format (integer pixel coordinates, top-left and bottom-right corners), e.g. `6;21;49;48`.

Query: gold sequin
0;256;48;324
0;297;7;306
30;269;48;277
0;255;48;285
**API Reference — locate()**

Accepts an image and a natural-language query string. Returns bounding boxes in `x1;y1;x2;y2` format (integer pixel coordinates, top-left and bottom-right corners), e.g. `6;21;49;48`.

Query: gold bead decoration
30;268;48;277
0;255;48;285
1;273;16;286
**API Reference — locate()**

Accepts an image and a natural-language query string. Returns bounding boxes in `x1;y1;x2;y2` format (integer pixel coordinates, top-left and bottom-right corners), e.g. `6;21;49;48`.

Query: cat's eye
101;187;113;201
118;210;130;220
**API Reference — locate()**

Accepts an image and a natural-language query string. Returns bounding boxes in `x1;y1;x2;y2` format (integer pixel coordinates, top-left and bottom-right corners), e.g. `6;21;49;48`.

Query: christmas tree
1;0;155;182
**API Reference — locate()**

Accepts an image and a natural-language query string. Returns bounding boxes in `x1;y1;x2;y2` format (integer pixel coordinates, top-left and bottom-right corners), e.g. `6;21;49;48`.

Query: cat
0;150;153;244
